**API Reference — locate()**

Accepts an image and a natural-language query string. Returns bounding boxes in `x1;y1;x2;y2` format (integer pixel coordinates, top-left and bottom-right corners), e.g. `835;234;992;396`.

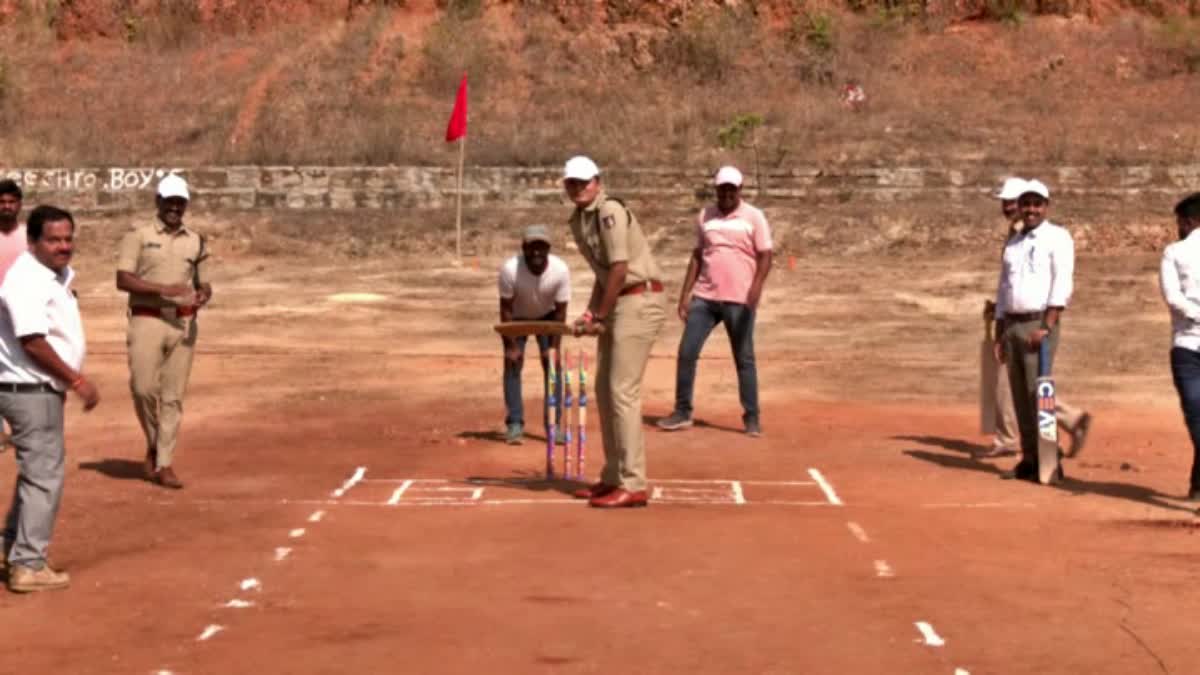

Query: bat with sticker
1035;339;1060;484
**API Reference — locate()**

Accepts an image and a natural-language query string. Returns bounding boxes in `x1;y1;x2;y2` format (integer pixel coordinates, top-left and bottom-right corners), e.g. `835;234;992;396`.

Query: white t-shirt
498;254;570;320
0;252;86;390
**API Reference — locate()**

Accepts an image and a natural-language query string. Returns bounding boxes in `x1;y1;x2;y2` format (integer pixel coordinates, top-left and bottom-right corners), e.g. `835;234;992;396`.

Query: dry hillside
0;0;1197;169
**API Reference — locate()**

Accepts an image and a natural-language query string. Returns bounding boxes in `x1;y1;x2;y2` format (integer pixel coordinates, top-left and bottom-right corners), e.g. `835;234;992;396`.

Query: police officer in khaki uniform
115;174;211;489
563;156;666;509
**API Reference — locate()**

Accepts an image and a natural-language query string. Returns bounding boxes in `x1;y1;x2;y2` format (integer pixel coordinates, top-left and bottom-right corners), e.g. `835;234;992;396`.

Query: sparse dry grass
0;3;1197;168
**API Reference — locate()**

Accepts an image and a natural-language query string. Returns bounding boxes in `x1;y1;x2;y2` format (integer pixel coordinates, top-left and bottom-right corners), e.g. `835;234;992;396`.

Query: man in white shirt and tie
0;205;100;592
993;179;1074;483
1160;192;1200;501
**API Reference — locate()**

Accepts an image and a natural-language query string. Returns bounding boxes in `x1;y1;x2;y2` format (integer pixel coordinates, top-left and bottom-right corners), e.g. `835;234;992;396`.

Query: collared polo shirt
692;201;772;304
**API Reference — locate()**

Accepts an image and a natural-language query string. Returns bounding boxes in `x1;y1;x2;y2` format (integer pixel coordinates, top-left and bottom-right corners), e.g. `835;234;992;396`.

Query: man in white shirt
499;225;570;444
0;205;100;593
1160;192;1200;501
993;180;1074;483
982;178;1092;458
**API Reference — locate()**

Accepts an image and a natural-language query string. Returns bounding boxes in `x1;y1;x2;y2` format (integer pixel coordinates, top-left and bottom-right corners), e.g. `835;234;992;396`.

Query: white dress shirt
0;252;86;390
1160;228;1200;351
995;220;1075;320
498;254;571;320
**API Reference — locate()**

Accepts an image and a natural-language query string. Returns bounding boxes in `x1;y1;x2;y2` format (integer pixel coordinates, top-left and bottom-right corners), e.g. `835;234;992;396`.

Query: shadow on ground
463;470;583;496
903;445;1198;516
78;459;146;481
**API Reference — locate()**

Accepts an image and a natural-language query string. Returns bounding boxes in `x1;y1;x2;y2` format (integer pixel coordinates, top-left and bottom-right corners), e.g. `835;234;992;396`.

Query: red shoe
573;482;616;499
588;488;649;508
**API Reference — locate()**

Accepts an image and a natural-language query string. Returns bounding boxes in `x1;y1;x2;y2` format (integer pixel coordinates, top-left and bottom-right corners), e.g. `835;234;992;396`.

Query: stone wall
3;164;1198;213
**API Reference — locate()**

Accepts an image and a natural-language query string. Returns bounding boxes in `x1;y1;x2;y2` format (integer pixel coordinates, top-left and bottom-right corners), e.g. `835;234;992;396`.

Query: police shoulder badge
601;214;615;229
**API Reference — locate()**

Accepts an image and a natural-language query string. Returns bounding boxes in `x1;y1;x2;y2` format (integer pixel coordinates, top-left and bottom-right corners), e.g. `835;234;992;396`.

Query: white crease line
471;488;485;500
386;480;414;505
731;481;746;505
274;547;292;562
331;466;367;498
808;468;844;506
651;486;664;499
197;624;224;641
921;503;1036;509
652;479;814;485
847;521;870;543
915;621;946;647
656;496;737;503
288;528;306;538
225;599;254;608
657;487;734;493
363;478;448;483
955;669;971;675
874;560;895;578
307;510;325;522
240;578;261;592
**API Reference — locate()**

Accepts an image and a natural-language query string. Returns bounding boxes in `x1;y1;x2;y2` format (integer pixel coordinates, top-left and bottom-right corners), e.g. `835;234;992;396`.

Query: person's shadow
892;435;990;457
462;470;581;496
643;414;742;434
78;459;146;481
458;430;548;444
901;440;1197;515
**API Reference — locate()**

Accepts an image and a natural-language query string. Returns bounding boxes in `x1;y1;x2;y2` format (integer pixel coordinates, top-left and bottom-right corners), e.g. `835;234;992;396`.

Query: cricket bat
1036;340;1060;485
980;312;998;434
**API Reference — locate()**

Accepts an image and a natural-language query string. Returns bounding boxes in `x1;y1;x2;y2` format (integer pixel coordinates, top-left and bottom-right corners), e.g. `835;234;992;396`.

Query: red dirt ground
1;245;1197;674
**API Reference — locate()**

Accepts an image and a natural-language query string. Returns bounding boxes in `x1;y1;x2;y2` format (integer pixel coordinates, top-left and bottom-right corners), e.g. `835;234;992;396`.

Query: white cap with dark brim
714;166;743;187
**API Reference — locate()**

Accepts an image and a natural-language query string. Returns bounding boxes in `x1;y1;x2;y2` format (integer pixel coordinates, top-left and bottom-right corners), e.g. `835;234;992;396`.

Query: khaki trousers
595;292;666;492
128;315;197;468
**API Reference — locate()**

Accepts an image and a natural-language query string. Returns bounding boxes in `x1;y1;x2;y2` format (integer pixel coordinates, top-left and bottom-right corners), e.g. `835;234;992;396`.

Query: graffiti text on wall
0;168;186;192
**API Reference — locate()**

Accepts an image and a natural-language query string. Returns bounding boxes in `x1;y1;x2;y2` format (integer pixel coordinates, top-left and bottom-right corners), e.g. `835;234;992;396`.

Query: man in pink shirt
0;179;24;454
657;166;773;436
0;180;25;282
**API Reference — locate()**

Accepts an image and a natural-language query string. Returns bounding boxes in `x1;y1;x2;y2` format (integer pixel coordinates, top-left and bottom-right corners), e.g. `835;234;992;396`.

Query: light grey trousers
0;390;66;570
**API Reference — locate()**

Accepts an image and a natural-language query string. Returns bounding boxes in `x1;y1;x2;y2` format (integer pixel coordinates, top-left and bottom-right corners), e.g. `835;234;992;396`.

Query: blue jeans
503;318;563;427
1170;347;1200;490
672;297;759;421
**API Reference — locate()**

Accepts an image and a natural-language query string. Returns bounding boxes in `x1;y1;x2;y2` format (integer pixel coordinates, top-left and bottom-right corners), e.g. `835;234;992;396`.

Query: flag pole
455;134;465;263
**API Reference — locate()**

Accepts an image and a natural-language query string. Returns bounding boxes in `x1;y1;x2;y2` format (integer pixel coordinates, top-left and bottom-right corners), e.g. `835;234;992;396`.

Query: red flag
445;74;468;142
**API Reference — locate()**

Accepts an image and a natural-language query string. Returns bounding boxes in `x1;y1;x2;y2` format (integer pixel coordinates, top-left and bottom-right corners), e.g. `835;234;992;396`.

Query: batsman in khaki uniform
115;174;211;489
562;156;666;509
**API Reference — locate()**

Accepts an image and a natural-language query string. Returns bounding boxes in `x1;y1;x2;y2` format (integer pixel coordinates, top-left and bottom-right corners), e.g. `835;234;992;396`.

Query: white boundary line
730;481;746;505
847;522;870;543
331;466;367;498
914;622;946;647
808;468;843;506
386;480;414;505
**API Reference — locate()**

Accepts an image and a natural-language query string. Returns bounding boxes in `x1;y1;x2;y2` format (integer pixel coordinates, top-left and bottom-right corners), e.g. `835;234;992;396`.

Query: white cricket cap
994;177;1027;200
563;156;600;181
714;166;743;187
1020;179;1050;200
157;173;190;201
522;224;552;244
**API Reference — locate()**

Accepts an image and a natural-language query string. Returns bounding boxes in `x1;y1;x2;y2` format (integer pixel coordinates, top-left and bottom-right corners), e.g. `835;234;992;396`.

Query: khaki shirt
116;221;208;309
568;191;661;290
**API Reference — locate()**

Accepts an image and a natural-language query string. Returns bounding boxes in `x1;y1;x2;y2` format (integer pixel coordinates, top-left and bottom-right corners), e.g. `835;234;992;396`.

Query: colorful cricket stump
577;349;588;480
546;347;558;479
563;352;574;478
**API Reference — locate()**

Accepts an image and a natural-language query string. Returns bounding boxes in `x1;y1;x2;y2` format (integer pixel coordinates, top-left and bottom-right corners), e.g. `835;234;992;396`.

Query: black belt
1003;312;1043;322
0;382;61;394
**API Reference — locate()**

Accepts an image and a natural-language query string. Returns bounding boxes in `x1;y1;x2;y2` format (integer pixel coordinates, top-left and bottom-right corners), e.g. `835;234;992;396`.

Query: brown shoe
572;482;616;500
589;488;649;508
7;564;70;593
155;466;184;490
143;447;157;480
